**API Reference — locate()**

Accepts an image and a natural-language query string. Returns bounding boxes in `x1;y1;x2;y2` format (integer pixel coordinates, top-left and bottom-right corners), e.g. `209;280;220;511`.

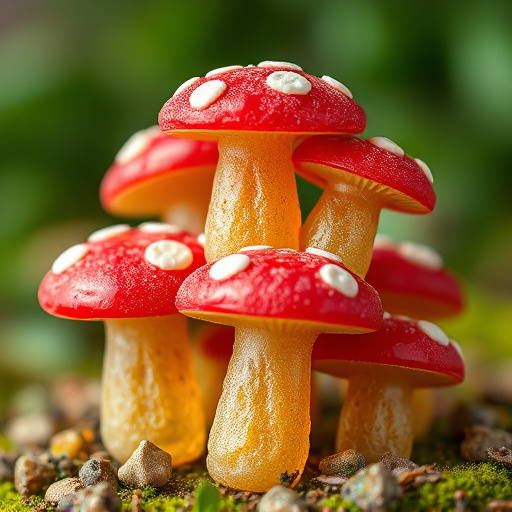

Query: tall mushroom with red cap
100;126;218;235
293;135;436;277
313;316;464;462
38;223;207;464
176;247;383;492
159;61;366;262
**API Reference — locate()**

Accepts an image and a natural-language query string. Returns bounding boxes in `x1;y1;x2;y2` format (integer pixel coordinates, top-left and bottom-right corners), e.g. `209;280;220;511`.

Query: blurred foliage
0;0;511;390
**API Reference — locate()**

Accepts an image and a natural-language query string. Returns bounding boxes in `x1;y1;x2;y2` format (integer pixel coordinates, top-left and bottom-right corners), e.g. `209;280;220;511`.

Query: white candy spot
88;224;131;243
197;233;206;247
398;242;443;270
144;240;193;270
52;244;89;274
414;158;434;184
258;61;303;71
319;264;358;298
238;245;273;252
209;254;250;281
373;234;396;249
450;340;464;360
383;311;392;319
206;65;243;77
321;75;353;98
417;320;450;346
115;126;162;164
266;71;312;95
394;314;413;322
139;222;182;234
173;77;200;97
306;247;343;264
189;80;227;110
368;137;405;157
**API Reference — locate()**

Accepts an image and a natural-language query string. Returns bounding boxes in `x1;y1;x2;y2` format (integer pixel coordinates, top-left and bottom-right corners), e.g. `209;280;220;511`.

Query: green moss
400;462;512;511
0;481;54;512
319;494;361;511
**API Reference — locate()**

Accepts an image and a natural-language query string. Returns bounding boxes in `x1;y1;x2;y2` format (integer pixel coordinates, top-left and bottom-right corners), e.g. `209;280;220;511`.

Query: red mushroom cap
365;237;465;319
159;62;366;137
293;135;436;213
100;126;218;216
38;223;206;320
176;248;383;333
313;316;465;387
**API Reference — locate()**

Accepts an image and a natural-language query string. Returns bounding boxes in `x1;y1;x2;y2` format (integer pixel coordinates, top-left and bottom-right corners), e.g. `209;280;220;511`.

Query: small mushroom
38;223;206;464
313;316;464;462
293;135;436;277
176;247;383;492
100;126;218;235
159;61;366;262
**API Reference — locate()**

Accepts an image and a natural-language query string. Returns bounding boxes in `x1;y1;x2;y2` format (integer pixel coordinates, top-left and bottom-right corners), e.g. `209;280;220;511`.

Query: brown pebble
14;454;57;496
487;447;512;469
73;481;120;512
318;449;365;477
0;453;18;481
487;500;512;511
380;452;419;477
45;476;84;503
117;440;172;488
79;458;119;490
257;484;305;512
315;474;347;486
461;425;512;462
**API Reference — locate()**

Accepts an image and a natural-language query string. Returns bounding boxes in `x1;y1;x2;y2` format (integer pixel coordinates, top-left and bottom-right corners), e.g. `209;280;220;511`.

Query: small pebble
14;453;57;496
452;403;501;438
89;451;120;472
0;452;18;481
487;447;512;469
72;481;121;512
257;484;305;512
50;428;91;460
396;465;442;488
117;440;172;488
461;425;512;461
79;458;119;490
342;463;402;511
487;499;512;511
45;477;84;504
315;474;347;486
5;413;56;449
379;452;419;478
318;449;365;477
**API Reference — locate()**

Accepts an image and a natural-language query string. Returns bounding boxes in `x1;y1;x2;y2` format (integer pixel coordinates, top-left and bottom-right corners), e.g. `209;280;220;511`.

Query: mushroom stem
205;133;301;262
207;321;317;492
335;368;413;462
299;183;381;278
101;315;206;464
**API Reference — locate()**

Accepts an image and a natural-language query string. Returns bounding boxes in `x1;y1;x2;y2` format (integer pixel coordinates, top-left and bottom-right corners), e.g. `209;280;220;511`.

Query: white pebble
414;157;434;184
173;77;200;97
52;244;89;274
145;240;193;270
88;224;131;242
115;126;162;164
306;247;343;264
189;80;227;109
398;242;443;270
368;136;405;157
258;61;303;70
319;264;358;298
266;71;311;95
209;254;250;281
417;320;450;346
321;75;353;98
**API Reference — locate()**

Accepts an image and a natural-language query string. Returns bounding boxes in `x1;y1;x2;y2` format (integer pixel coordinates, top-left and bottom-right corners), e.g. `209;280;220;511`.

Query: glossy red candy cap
176;247;383;333
313;315;465;387
38;223;206;320
159;61;366;136
293;135;436;213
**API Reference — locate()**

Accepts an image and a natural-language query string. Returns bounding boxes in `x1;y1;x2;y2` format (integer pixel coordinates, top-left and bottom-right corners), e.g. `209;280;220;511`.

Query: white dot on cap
145;240;193;270
197;233;206;247
417;320;450;346
383;311;392;319
258;61;303;71
368;137;405;157
450;340;464;360
139;222;182;234
88;224;131;243
209;254;250;281
306;247;343;264
373;234;396;249
115;126;162;165
414;158;434;184
189;80;227;110
52;244;89;274
319;264;359;298
398;242;443;270
266;71;312;95
238;245;273;252
206;65;243;77
173;77;200;97
321;76;353;98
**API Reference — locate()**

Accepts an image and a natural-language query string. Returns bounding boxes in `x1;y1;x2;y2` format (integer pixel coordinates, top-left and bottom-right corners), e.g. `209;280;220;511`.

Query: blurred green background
1;0;511;408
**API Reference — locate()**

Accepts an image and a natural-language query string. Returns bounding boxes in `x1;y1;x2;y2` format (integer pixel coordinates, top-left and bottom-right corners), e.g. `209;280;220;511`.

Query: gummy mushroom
38;223;206;464
313;316;464;462
293;135;436;277
159;61;366;262
176;247;383;492
100;126;218;235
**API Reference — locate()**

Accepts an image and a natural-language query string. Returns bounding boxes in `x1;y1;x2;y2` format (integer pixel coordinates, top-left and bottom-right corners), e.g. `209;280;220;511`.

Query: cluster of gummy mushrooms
5;60;510;512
